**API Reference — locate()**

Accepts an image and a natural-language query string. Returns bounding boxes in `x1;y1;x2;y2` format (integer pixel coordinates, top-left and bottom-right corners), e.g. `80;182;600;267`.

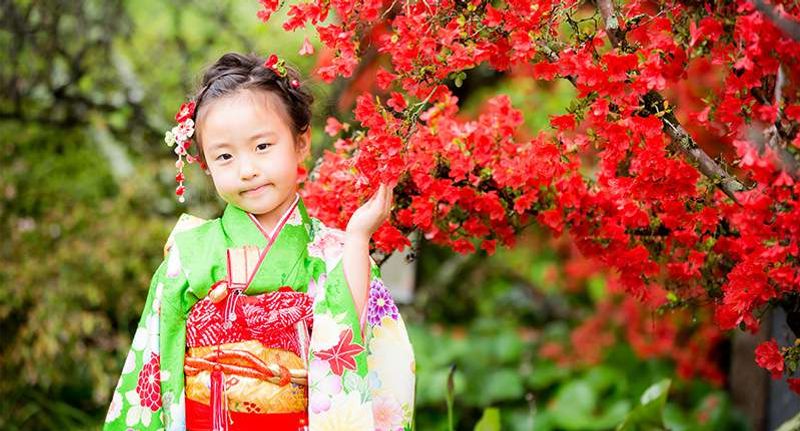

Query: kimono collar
176;193;315;306
220;193;312;248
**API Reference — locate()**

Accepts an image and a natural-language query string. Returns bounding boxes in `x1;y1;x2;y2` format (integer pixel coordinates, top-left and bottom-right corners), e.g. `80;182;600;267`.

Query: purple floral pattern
366;279;399;326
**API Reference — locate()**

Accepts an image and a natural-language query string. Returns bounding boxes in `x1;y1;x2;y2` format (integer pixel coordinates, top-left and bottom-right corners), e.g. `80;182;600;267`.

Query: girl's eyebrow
248;130;278;140
208;131;277;152
207;142;232;152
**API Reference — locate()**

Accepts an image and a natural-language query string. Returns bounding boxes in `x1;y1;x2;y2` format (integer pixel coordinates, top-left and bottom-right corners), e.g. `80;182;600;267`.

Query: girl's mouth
242;183;271;196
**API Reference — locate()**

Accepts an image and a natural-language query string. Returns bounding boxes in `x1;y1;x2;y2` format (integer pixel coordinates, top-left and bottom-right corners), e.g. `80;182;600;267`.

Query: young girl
104;52;415;431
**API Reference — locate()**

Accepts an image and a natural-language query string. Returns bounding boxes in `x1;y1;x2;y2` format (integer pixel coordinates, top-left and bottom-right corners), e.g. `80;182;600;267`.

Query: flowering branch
642;91;747;201
597;0;628;49
596;0;747;203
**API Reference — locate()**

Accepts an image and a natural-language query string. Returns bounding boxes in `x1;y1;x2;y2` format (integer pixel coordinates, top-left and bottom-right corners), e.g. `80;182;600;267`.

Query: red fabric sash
185;398;308;431
186;286;314;356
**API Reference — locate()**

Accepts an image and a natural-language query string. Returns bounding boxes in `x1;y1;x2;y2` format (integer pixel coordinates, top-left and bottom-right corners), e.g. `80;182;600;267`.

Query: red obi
186;285;314;356
184;246;313;431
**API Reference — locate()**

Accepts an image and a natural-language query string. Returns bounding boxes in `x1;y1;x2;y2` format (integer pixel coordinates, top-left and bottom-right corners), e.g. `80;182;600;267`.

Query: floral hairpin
264;53;301;88
164;100;199;203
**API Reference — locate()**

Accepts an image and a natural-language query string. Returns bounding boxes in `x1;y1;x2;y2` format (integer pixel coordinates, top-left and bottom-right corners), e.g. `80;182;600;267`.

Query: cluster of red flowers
258;0;800;388
537;237;725;384
539;294;725;385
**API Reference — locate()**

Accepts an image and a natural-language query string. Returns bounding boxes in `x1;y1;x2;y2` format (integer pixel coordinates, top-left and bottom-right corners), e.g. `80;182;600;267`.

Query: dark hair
191;52;314;162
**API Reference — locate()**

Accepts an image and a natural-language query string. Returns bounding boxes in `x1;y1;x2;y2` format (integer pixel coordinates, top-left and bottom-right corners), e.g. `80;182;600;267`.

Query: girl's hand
343;183;392;320
346;183;393;240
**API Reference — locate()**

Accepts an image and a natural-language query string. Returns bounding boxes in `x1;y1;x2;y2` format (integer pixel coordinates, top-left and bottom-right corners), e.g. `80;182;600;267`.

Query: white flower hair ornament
164;100;200;203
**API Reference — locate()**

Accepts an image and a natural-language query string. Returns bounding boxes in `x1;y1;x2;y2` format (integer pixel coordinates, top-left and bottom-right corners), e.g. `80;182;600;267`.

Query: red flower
603;53;638;81
788;378;800;395
315;328;364;375
755;340;784;379
136;353;162;411
264;54;279;70
375;68;396;91
325;117;344;137
253;0;800;379
482;4;503;27
550;114;576;132
257;0;279;22
532;61;559;80
174;101;195;123
386;92;407;112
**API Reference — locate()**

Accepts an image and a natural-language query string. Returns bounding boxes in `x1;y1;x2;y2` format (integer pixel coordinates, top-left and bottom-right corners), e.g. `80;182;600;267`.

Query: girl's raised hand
345;183;394;240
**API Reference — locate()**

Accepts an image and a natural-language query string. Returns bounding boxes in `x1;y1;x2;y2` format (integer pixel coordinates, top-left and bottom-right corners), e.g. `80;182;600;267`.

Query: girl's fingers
378;183;386;202
366;184;382;207
376;183;386;209
385;185;393;213
381;184;391;213
362;183;393;225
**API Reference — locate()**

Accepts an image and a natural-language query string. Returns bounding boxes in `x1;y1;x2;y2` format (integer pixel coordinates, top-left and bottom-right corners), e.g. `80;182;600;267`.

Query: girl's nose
239;158;259;180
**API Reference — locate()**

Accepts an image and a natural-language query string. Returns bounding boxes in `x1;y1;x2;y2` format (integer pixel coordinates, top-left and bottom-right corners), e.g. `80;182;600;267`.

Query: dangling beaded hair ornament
163;54;301;203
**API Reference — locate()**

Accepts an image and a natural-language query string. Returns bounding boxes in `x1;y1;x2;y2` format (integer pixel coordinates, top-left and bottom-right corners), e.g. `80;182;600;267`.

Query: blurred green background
0;1;754;430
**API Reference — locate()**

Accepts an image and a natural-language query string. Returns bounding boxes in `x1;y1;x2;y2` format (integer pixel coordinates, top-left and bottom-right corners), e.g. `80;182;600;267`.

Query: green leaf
474;408;502;431
587;275;607;303
584;366;623;393
527;361;571;389
478;368;525;404
550;381;597;429
594;400;633;428
616;379;671;431
640;379;670;405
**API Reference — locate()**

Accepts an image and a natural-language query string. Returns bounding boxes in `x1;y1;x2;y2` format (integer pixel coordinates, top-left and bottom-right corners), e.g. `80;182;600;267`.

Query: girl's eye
216;153;232;161
256;143;273;151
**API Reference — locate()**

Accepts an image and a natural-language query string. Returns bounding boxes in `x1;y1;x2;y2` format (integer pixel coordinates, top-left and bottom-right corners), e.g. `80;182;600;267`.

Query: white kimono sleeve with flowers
306;221;416;431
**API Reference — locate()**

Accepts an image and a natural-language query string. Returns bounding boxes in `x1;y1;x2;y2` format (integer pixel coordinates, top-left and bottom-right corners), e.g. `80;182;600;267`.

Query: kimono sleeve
307;253;416;430
362;259;416;431
103;215;199;431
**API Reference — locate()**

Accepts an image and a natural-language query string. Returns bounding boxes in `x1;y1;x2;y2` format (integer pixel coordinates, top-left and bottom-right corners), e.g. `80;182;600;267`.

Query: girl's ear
296;127;311;160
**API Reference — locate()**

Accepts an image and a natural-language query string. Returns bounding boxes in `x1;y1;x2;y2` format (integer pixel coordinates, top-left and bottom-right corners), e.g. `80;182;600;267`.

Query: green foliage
0;124;170;429
408;236;750;431
408;317;749;431
474;408;501;431
616;380;671;431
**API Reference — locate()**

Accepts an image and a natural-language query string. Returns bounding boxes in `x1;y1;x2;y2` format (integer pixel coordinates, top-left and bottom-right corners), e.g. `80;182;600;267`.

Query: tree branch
642;91;747;200
596;0;627;48
764;65;800;180
596;0;747;203
752;0;800;42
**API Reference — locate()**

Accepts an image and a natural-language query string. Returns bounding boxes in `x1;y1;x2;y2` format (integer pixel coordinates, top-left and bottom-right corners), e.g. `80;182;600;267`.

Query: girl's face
198;89;310;217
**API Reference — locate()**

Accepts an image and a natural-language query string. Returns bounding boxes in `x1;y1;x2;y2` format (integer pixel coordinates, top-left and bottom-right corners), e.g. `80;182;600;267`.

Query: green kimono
104;195;416;430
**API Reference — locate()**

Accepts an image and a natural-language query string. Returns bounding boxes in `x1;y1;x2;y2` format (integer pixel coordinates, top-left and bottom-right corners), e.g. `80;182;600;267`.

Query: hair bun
193;51;315;154
201;53;260;87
